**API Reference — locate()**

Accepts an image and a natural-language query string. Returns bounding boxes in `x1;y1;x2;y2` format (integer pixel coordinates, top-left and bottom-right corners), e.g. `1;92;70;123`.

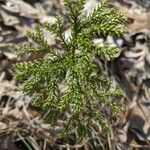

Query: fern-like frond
14;0;126;138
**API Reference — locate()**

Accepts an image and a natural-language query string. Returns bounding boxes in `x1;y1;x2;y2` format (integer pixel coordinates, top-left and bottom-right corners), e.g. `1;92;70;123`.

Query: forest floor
0;0;150;149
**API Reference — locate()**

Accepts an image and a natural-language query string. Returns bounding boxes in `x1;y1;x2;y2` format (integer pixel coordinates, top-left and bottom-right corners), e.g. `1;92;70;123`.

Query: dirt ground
0;0;150;149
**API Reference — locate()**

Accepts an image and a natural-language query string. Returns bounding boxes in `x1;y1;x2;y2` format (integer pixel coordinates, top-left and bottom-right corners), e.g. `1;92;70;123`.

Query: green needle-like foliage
14;0;126;138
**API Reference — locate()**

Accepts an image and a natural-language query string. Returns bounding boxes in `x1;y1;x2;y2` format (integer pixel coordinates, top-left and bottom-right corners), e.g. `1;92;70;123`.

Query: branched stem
14;0;126;138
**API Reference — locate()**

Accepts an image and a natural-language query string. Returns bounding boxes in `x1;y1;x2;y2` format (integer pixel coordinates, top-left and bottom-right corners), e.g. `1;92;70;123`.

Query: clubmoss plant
14;0;126;138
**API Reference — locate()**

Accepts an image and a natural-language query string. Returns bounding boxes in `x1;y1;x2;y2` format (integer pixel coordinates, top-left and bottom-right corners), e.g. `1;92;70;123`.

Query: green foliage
14;0;126;138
